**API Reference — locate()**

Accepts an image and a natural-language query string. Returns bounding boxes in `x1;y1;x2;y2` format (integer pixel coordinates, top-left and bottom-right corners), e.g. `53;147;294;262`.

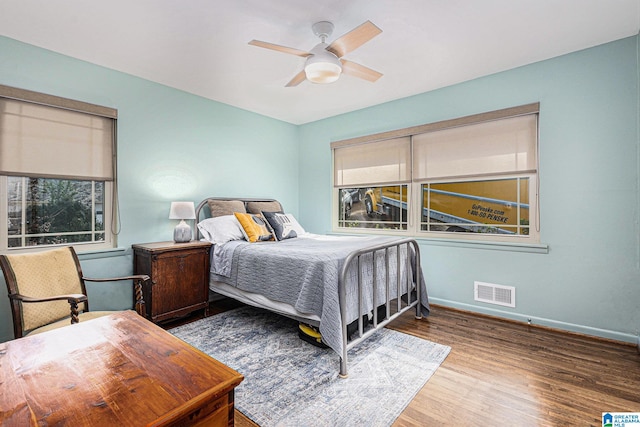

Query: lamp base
173;220;192;243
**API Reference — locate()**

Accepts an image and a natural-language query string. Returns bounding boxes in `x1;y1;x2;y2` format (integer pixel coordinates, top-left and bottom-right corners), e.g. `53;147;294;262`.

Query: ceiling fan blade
248;40;311;57
285;70;307;87
340;59;383;82
326;21;382;58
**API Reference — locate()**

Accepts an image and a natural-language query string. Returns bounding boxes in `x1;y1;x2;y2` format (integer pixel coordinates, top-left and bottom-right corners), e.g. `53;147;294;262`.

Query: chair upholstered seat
6;247;88;332
1;246;149;339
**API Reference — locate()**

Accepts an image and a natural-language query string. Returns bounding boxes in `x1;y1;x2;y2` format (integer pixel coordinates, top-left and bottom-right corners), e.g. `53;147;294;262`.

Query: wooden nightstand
132;241;211;323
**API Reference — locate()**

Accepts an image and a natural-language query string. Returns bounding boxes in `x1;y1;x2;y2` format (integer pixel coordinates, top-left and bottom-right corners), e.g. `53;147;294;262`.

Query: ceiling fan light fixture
304;44;342;84
249;20;382;87
304;61;342;84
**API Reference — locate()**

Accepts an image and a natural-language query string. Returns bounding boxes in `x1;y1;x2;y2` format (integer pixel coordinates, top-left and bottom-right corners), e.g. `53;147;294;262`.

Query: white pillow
197;215;245;245
282;213;306;236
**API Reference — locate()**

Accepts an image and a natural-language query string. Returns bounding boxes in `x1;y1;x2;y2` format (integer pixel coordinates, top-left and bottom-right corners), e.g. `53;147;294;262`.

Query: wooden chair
0;246;149;339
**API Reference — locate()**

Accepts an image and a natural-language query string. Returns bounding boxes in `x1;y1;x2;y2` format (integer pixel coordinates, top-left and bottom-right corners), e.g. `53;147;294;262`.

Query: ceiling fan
249;20;383;87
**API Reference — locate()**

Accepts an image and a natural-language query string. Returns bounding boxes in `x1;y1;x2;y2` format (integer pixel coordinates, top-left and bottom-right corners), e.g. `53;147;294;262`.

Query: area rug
170;306;450;427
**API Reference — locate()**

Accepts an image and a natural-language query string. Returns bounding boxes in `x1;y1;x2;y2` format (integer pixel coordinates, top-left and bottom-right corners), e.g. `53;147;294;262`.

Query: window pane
421;178;529;235
7;176;23;237
337;185;408;230
95;181;105;231
6;177;106;247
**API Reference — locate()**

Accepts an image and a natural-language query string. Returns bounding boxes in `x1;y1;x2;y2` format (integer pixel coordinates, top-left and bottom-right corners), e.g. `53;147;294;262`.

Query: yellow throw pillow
234;212;274;243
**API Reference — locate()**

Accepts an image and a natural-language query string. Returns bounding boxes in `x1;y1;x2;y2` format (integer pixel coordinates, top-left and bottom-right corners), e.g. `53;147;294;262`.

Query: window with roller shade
334;137;410;230
0;85;117;252
332;104;539;243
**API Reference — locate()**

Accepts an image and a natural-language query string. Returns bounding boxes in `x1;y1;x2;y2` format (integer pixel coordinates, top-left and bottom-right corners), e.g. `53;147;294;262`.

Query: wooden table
0;311;243;426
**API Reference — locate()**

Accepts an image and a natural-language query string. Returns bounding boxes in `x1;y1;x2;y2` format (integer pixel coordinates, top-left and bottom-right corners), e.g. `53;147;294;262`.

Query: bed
195;197;430;377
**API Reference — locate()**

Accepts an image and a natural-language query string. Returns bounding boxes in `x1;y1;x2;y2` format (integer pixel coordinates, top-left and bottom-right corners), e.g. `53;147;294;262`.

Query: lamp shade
304;43;342;84
169;201;196;220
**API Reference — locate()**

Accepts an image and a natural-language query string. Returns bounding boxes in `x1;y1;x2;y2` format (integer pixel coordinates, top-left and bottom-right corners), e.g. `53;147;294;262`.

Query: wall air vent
474;281;515;308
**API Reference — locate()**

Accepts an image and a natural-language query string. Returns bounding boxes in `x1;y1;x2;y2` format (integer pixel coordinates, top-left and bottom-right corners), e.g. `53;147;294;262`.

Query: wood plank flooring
169;300;640;426
387;306;640;426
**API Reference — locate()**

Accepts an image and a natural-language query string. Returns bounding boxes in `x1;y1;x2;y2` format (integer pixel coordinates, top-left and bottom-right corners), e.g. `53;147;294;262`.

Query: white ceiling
0;1;638;125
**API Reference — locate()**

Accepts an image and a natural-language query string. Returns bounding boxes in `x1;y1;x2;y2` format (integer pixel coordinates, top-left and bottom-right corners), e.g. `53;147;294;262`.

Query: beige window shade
334;137;411;187
413;114;537;181
0;98;114;181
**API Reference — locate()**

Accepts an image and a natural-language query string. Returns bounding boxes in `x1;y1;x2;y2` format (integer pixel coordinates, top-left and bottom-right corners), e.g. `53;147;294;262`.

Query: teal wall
299;35;640;343
1;34;639;345
0;36;299;342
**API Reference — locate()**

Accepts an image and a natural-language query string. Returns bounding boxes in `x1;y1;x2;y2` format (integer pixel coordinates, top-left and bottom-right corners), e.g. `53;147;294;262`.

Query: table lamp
169;201;196;243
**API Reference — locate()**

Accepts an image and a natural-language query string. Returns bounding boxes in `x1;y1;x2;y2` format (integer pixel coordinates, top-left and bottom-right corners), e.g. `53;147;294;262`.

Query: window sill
415;237;548;254
329;230;548;254
76;247;127;261
1;245;126;258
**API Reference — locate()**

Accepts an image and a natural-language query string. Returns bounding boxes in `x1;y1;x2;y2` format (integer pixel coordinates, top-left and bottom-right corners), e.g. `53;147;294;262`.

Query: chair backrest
1;246;88;336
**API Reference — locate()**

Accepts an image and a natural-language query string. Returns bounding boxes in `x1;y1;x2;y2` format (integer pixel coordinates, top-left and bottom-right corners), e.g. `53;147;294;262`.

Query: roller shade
412;114;537;181
333;137;411;187
0;98;114;181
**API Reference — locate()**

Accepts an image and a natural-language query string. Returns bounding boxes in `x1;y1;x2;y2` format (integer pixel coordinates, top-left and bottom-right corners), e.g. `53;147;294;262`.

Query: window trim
0;84;117;119
330;103;538;149
331;103;540;245
0;85;118;253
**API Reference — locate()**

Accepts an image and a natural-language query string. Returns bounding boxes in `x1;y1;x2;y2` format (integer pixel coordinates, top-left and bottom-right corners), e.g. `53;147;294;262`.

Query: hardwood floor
389;306;640;426
167;300;640;426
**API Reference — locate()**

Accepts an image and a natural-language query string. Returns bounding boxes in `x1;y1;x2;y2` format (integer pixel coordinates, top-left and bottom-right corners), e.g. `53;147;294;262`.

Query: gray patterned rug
170;306;450;427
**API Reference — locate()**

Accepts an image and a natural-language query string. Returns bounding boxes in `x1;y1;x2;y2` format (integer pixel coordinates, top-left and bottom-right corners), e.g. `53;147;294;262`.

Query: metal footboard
338;238;423;378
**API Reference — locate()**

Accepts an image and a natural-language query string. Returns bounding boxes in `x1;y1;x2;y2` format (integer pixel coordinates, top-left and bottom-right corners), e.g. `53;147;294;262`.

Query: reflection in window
421;178;529;235
337;185;408;231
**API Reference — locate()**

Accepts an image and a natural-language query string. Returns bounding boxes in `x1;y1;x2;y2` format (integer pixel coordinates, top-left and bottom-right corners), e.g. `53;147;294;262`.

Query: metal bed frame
338;237;422;377
195;197;424;378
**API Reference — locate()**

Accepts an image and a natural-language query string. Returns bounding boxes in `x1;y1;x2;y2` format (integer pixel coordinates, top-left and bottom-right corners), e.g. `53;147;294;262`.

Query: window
420;178;531;235
0;85;117;252
334;136;410;231
332;104;539;243
337;185;408;230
